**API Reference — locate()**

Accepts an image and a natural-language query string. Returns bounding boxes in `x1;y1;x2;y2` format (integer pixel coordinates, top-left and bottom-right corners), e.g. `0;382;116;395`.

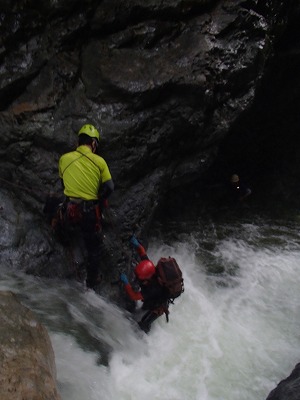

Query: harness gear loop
67;202;83;224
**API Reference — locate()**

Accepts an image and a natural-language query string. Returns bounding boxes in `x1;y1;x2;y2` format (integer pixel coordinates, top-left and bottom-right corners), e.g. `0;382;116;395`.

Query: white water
1;218;300;400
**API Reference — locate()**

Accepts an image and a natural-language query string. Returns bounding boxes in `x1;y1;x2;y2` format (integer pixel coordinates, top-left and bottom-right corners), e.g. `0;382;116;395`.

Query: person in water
57;124;114;289
230;174;252;202
120;236;170;333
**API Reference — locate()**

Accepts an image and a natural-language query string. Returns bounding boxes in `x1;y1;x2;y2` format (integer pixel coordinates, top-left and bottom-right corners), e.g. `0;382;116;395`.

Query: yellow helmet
231;174;239;183
78;124;100;141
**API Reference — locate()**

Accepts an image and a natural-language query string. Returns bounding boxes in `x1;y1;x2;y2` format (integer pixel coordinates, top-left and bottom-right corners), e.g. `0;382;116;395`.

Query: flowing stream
1;213;300;400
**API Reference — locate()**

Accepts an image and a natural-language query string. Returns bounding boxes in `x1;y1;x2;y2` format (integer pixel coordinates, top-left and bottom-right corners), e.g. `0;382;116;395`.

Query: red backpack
156;257;184;301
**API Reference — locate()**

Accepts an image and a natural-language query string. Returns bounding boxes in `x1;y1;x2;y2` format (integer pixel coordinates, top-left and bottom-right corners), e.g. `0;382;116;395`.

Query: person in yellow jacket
58;124;114;289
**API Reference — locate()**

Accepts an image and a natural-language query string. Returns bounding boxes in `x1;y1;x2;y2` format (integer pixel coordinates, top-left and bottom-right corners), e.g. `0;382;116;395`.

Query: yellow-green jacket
59;145;112;200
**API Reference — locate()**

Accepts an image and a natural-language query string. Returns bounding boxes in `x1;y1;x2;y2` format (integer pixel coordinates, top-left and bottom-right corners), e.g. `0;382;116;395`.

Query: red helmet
135;260;156;280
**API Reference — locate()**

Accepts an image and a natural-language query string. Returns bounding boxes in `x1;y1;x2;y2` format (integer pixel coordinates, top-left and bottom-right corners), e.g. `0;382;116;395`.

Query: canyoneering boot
138;311;160;333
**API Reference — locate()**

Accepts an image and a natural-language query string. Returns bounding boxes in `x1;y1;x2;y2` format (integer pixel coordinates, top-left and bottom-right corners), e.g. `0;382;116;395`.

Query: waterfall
1;216;300;400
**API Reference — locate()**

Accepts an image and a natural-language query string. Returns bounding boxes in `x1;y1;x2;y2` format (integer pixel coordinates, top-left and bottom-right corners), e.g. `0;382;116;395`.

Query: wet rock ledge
266;364;300;400
0;291;61;400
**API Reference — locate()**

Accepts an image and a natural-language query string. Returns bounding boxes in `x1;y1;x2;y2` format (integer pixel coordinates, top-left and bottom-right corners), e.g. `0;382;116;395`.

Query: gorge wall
1;0;297;285
0;1;300;398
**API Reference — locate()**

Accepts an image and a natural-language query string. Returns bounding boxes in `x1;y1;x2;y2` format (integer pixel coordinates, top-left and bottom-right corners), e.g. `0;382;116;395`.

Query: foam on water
1;219;300;400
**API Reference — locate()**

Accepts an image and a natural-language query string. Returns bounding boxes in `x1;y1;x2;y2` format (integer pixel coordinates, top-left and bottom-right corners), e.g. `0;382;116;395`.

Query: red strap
124;283;143;301
137;244;147;258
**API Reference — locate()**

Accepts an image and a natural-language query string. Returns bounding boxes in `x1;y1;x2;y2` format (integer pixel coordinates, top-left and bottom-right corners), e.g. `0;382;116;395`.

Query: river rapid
1;211;300;400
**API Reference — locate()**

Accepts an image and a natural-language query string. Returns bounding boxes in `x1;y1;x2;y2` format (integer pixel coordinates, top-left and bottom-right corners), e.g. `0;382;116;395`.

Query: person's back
59;145;112;201
120;236;171;333
140;276;169;311
57;124;114;289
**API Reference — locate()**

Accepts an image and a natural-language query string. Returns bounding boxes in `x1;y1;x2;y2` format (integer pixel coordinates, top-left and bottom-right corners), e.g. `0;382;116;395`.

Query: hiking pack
156;257;184;301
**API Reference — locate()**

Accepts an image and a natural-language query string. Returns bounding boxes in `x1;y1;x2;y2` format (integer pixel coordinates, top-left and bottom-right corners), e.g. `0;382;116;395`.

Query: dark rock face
0;0;292;282
266;363;300;400
1;1;300;399
208;0;300;211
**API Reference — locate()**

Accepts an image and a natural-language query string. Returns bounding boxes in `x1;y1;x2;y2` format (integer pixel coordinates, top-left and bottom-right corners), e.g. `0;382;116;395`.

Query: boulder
266;364;300;400
0;291;61;400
